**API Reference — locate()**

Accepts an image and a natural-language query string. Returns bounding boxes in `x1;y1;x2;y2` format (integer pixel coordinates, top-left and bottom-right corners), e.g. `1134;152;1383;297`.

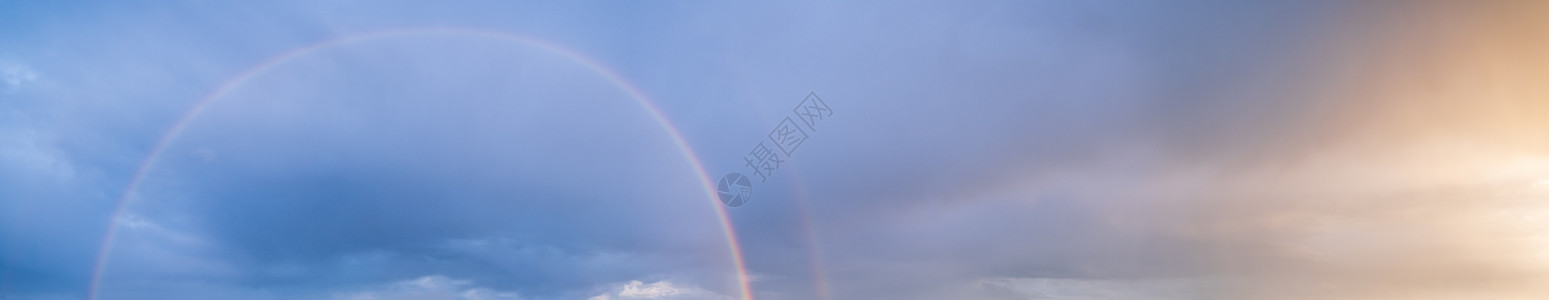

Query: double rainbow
88;28;768;300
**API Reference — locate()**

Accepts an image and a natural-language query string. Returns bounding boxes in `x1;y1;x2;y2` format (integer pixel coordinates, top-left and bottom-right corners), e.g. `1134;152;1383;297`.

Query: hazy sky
3;1;1548;300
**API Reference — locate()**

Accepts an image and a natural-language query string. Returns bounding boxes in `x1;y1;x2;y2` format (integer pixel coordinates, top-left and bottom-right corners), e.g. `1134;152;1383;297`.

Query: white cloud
971;277;1202;300
588;280;732;300
2;62;38;92
618;280;681;298
0;128;75;181
332;275;524;300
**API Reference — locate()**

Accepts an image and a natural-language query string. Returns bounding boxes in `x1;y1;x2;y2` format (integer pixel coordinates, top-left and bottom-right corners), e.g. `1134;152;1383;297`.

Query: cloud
586;280;731;300
332;275;524;300
2;63;37;92
969;277;1202;300
0;128;75;181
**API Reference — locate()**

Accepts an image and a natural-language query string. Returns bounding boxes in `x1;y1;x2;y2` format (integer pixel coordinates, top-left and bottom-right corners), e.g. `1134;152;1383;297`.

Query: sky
3;1;1549;299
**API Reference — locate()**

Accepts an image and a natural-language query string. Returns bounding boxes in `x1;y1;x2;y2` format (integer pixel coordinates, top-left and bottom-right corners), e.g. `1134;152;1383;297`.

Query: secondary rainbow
87;28;753;300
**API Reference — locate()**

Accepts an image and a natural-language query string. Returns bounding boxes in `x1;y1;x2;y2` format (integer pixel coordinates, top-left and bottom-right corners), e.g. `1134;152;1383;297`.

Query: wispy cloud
587;280;732;300
2;62;37;92
332;275;525;300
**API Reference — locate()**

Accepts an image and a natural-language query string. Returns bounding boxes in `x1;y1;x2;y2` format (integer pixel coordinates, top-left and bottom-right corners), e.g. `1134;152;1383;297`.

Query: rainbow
87;28;753;300
786;166;832;300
